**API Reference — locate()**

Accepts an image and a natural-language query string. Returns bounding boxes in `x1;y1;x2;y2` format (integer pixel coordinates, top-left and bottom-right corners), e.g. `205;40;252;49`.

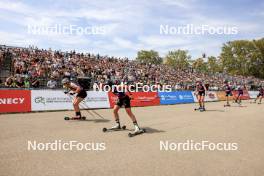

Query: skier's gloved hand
64;91;69;94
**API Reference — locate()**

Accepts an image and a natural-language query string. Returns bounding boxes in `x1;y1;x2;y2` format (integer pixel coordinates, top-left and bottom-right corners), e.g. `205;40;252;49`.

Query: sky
0;0;263;59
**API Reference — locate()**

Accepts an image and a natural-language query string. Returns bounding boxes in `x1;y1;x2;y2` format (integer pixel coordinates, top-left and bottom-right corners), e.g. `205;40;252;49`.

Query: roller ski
251;99;262;104
102;124;126;132
224;104;231;107
237;102;242;106
194;107;206;112
194;107;202;111
64;116;86;120
128;127;146;137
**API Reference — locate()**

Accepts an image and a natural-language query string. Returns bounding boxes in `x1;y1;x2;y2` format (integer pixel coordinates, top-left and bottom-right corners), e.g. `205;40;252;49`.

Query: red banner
216;91;234;101
0;90;31;113
232;90;250;100
108;92;160;108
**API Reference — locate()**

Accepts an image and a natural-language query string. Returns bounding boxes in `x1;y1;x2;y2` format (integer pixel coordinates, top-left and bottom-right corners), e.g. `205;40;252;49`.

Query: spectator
47;77;57;89
1;45;262;90
24;77;30;88
15;76;24;88
31;77;40;88
5;76;15;88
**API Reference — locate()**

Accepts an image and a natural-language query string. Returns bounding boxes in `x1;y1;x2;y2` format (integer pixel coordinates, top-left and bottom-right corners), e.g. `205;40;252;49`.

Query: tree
192;58;207;73
207;56;220;73
164;49;190;70
136;50;162;64
251;39;264;78
220;38;264;78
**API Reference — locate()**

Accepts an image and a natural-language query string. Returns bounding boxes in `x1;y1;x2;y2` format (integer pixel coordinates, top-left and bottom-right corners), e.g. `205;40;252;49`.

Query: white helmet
61;78;70;84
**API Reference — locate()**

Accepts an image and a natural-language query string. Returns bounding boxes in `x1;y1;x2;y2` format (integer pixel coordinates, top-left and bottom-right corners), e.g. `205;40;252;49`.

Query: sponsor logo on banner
207;92;216;99
131;92;160;107
34;96;70;105
31;90;73;111
232;90;250;100
108;92;160;108
34;96;46;104
192;91;218;102
32;90;110;111
83;91;110;108
159;91;194;104
0;90;31;113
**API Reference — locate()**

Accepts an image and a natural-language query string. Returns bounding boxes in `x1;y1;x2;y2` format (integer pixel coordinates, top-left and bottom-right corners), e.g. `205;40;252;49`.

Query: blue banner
159;91;194;105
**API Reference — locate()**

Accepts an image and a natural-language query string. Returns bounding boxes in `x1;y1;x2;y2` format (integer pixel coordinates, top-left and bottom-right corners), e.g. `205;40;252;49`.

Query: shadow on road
142;127;166;134
204;109;225;112
66;119;110;123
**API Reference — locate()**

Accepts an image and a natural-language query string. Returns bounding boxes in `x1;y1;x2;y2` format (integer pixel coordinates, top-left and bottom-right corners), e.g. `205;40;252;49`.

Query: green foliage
135;38;264;79
136;50;162;64
220;38;264;78
207;56;220;73
164;49;190;70
192;58;207;73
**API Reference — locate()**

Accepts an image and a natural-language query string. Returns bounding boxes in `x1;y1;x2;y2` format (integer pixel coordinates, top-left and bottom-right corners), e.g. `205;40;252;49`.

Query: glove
64;91;69;94
69;92;75;95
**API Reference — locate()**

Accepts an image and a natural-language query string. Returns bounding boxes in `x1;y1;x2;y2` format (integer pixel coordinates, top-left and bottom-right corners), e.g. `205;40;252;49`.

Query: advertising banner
32;90;110;111
82;91;110;109
192;91;218;102
0;90;31;113
232;90;250;100
108;92;160;108
216;91;234;101
248;91;259;99
159;91;194;105
31;90;73;111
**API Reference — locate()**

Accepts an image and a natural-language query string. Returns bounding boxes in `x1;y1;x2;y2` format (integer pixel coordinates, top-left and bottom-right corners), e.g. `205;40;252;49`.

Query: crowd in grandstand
0;46;263;90
0;47;5;66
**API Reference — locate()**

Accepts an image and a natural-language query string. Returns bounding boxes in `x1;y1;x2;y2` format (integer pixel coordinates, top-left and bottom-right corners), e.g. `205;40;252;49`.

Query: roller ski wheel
236;101;242;105
199;108;206;112
194;107;202;111
224;104;231;107
194;107;205;112
81;116;86;120
102;125;126;132
64;116;86;120
128;128;146;137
